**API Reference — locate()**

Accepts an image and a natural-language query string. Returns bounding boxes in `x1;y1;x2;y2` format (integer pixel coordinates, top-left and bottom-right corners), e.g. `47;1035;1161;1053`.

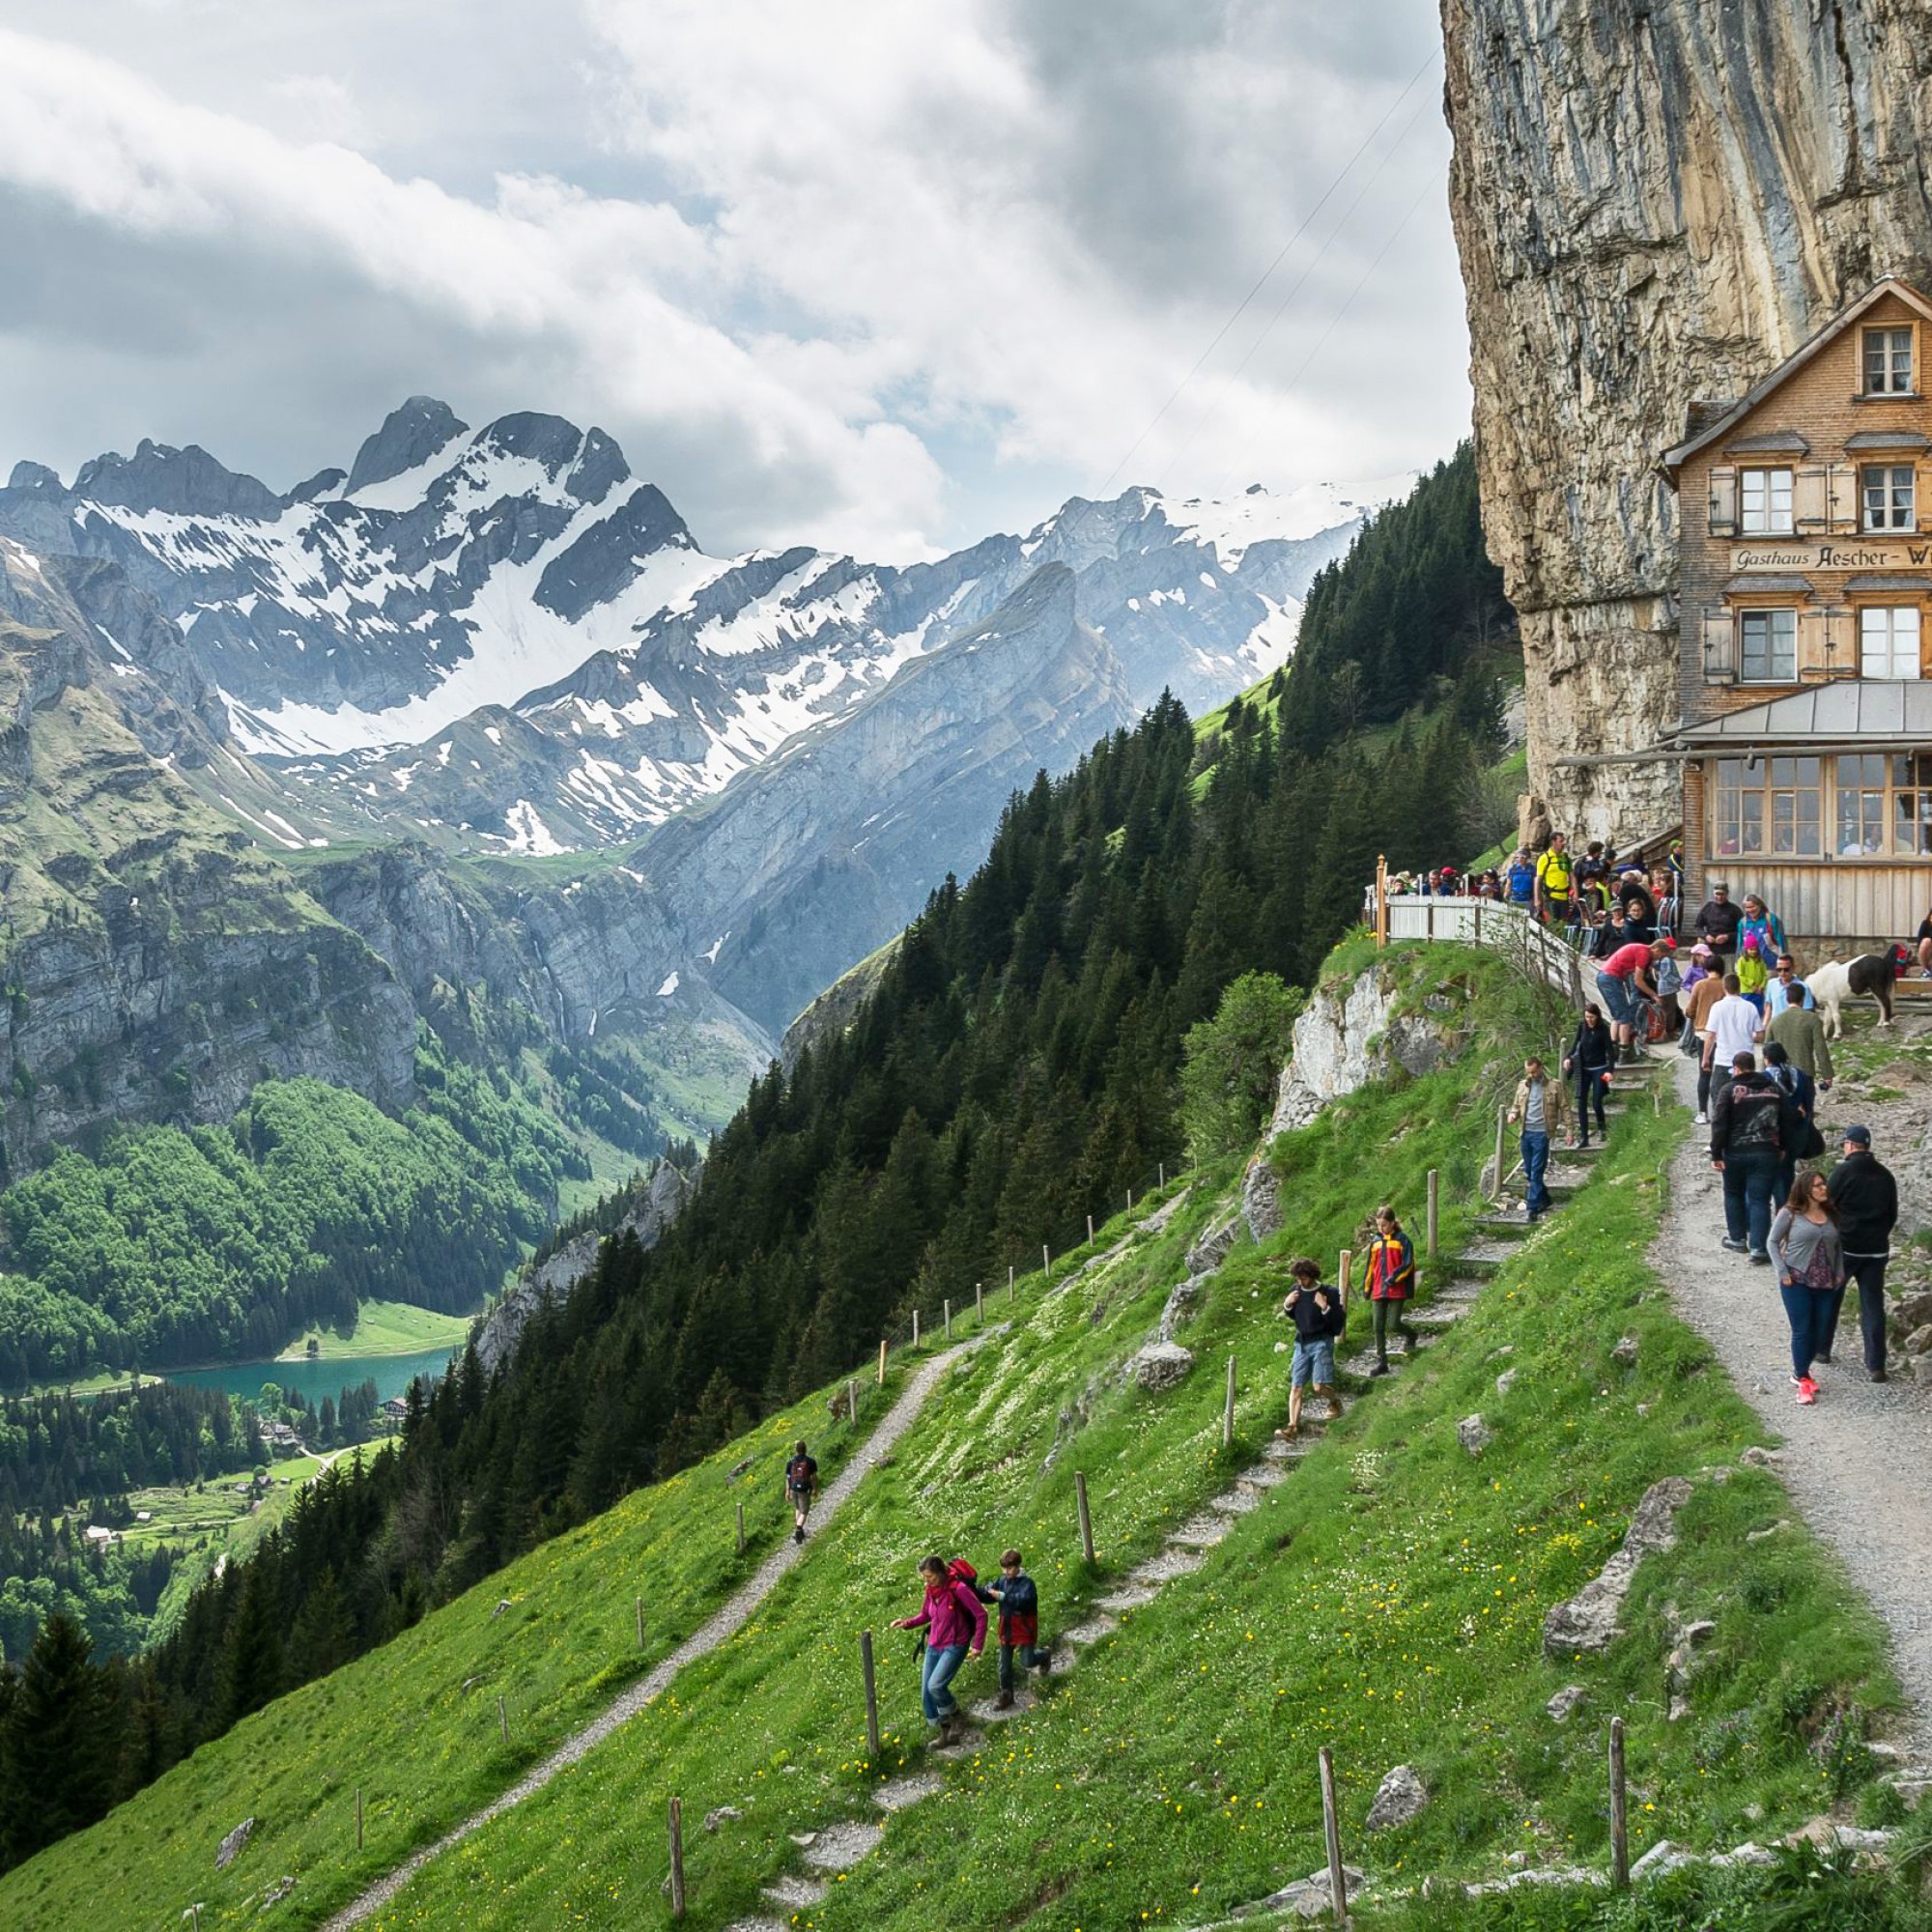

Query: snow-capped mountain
0;399;1370;855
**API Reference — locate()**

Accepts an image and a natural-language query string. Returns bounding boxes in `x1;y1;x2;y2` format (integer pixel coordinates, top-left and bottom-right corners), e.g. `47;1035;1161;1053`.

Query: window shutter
1911;322;1922;396
1917;462;1932;531
1826;464;1859;534
1821;606;1856;676
1701;609;1736;683
1708;466;1738;535
1796;607;1829;678
1793;464;1829;530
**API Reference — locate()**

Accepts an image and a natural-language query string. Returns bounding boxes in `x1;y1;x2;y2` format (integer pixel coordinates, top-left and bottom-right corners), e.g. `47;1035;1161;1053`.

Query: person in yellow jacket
1533;834;1575;927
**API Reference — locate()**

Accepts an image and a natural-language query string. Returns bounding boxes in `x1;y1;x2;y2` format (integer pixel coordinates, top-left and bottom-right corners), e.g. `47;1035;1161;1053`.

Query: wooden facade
1661;278;1932;948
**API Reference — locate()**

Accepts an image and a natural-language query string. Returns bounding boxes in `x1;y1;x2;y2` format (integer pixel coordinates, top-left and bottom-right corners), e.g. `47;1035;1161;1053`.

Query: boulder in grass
215;1817;254;1869
1366;1764;1430;1831
1128;1342;1195;1391
1458;1414;1493;1456
1546;1685;1587;1722
1542;1477;1691;1657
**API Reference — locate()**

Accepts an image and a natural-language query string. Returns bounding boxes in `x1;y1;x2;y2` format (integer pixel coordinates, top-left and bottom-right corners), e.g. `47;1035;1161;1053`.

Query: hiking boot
1868;1365;1889;1384
1719;1236;1747;1253
1402;1332;1417;1355
994;1690;1015;1712
1368;1361;1389;1378
793;1525;806;1545
1748;1250;1771;1265
1034;1650;1052;1677
1274;1422;1300;1442
1325;1392;1345;1419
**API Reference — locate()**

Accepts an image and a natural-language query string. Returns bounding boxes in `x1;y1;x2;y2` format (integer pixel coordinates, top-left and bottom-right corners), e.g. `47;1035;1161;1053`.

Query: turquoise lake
166;1344;458;1407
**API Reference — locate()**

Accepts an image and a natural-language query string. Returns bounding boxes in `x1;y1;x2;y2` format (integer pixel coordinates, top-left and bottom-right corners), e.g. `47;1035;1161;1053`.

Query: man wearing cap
1694;883;1744;963
1597;935;1671;1065
1826;1126;1899;1381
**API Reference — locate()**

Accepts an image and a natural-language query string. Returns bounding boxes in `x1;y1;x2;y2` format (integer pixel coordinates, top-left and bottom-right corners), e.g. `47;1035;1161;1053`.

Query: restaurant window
1861;464;1916;531
1738;608;1796;683
1860;605;1922;679
1834;753;1932;855
1739;468;1794;535
1715;756;1822;858
1864;327;1914;394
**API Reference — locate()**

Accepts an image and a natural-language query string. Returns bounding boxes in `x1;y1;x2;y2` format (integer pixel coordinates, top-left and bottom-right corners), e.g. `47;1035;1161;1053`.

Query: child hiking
1360;1205;1417;1377
785;1440;818;1544
1274;1256;1346;1442
974;1548;1047;1710
893;1554;986;1744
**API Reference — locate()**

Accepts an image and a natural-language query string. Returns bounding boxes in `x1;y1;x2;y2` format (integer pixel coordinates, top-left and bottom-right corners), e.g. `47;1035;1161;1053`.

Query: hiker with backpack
1359;1205;1417;1377
1760;1040;1821;1205
785;1441;819;1544
893;1554;987;1745
1274;1256;1346;1441
973;1548;1048;1709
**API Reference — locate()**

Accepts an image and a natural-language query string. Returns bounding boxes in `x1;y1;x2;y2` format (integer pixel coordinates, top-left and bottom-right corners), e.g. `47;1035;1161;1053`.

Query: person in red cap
1596;936;1671;1064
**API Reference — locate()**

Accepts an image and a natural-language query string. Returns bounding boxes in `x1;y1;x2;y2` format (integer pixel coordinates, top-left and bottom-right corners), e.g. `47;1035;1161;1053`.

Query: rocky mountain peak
344;395;469;497
70;439;283;520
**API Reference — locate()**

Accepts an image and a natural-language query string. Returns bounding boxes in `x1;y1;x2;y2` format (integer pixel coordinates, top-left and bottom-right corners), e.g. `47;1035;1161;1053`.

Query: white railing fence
1364;866;1587;1008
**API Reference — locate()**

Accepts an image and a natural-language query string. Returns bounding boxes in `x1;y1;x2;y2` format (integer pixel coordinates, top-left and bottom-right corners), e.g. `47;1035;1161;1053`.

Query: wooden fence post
735;1500;746;1554
846;1378;858;1425
1126;1190;1132;1215
1074;1471;1095;1563
1608;1717;1629;1889
1319;1746;1349;1927
1009;1264;1015;1303
1338;1250;1352;1310
878;1338;888;1385
861;1629;882;1759
1159;1161;1166;1189
1492;1105;1509;1203
912;1308;921;1349
1375;852;1389;949
1087;1212;1095;1245
1223;1354;1236;1449
1042;1242;1050;1279
1426;1169;1439;1260
668;1796;686;1918
944;1297;952;1341
636;1596;645;1649
355;1786;363;1851
497;1694;508;1744
976;1280;984;1321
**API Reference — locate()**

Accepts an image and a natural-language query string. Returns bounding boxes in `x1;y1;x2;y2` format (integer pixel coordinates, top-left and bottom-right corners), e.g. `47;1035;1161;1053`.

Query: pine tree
2;1613;120;1864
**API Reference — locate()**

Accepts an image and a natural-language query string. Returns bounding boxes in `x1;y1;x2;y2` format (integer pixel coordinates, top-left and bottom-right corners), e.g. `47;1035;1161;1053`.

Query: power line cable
1157;86;1439;484
1094;46;1440;498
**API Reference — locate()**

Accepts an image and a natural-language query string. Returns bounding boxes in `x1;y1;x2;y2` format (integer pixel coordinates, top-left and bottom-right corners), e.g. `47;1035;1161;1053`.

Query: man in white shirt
1699;973;1763;1124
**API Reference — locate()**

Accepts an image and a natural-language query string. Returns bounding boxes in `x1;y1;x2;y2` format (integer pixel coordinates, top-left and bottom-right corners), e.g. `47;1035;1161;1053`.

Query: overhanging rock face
1440;0;1932;840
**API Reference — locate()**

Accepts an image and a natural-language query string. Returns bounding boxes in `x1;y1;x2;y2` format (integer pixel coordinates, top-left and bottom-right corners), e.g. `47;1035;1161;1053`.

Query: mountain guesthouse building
1661;276;1932;947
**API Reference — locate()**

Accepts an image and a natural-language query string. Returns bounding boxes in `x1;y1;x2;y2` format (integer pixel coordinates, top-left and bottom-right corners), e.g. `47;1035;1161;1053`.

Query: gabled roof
1662;277;1932;481
1678;679;1932;745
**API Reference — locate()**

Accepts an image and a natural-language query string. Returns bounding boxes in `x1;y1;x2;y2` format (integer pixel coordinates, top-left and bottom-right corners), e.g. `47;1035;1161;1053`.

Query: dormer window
1738;468;1794;534
1863;327;1914;394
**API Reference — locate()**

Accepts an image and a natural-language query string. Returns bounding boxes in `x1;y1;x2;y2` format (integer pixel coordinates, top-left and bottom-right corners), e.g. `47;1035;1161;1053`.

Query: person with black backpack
1709;1051;1802;1263
784;1440;819;1544
1761;1040;1820;1205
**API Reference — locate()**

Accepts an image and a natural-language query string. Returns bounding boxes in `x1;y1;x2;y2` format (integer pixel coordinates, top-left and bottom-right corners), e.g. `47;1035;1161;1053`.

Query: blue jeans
1721;1149;1777;1255
1520;1129;1551;1215
1780;1284;1838;1379
1596;972;1635;1029
921;1642;968;1721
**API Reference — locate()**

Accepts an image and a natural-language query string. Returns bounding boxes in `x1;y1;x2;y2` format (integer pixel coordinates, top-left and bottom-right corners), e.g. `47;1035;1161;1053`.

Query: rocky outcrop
474;1160;694;1375
1440;0;1932;840
1543;1476;1692;1657
1269;961;1457;1133
1366;1765;1430;1832
1125;1341;1195;1391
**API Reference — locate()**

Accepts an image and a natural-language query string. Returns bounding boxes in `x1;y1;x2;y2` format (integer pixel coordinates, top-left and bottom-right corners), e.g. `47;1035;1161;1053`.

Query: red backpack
947;1557;978;1589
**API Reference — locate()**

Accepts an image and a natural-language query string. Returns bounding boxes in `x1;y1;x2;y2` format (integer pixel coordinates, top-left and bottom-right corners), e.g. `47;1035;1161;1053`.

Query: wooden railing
1366;863;1586;1006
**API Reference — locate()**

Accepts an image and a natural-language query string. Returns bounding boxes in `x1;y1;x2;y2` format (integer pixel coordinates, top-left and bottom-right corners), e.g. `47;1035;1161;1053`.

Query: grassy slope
0;944;1901;1931
277;1301;475;1362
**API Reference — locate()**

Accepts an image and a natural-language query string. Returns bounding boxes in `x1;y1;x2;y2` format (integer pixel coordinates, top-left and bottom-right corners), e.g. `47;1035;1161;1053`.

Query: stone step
1060;1613;1118;1649
1208;1485;1265;1518
1169;1514;1232;1548
1408;1307;1467;1329
1096;1580;1162;1612
1456;1242;1520;1266
1238;1462;1291;1489
763;1876;829;1911
1128;1547;1207;1586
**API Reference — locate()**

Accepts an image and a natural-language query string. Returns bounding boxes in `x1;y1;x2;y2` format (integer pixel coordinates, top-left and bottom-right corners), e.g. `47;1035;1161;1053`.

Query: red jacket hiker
1364;1228;1415;1301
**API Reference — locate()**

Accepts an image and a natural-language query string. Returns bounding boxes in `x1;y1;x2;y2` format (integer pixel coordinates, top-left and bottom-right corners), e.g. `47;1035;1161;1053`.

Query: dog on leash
1807;946;1910;1037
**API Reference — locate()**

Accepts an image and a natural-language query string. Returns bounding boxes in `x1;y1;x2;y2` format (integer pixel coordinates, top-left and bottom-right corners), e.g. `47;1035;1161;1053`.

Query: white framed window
1862;464;1916;530
1859;605;1922;679
1738;608;1796;683
1835;753;1932;855
1739;468;1794;534
1864;327;1914;394
1715;755;1821;857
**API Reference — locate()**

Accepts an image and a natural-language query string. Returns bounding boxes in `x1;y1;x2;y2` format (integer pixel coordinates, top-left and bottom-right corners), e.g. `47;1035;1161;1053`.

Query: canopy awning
1678;680;1932;746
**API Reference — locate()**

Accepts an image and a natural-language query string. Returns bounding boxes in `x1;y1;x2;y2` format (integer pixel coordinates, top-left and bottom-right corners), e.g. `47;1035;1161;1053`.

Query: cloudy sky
0;0;1465;559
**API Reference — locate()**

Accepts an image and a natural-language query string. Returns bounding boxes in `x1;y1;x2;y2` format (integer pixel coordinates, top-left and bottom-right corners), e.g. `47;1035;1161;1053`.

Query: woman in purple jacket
894;1554;987;1743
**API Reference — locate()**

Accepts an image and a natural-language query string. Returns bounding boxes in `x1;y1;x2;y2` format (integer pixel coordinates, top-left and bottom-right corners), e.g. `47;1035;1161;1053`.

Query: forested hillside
0;1043;583;1387
0;446;1517;1874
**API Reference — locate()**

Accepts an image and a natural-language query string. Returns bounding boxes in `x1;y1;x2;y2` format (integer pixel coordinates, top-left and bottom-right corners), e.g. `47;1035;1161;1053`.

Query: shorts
1596;971;1636;1027
1291;1339;1335;1388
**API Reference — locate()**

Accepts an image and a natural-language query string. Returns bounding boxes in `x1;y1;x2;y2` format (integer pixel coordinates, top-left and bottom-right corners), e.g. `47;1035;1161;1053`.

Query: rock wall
1242;961;1464;1239
1439;0;1932;840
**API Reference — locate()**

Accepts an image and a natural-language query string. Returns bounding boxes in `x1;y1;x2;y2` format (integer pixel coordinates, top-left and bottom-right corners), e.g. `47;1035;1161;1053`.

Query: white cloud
0;5;1466;558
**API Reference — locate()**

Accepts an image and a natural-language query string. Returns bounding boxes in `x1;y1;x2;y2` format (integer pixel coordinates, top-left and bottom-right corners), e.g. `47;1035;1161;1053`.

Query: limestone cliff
1439;0;1932;838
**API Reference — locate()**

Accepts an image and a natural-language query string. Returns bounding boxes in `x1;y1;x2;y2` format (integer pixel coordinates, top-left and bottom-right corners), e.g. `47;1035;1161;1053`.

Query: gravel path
319;1335;990;1930
1655;1046;1932;1748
